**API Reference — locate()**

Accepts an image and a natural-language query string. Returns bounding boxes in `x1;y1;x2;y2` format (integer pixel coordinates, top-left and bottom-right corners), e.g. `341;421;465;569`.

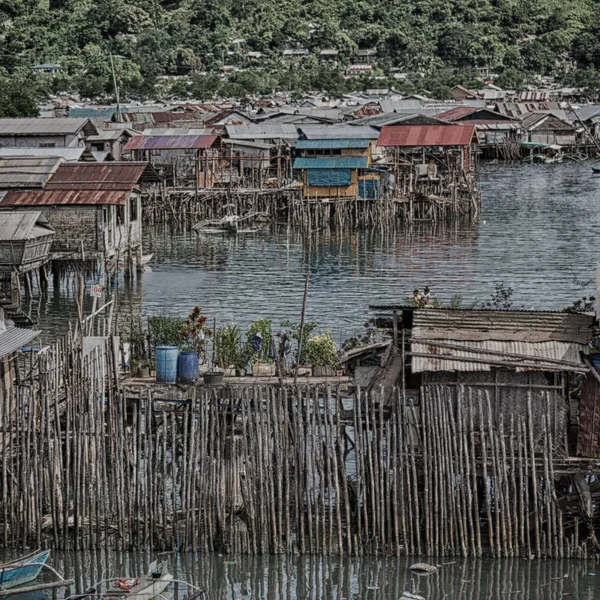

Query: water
10;163;600;595
1;550;598;599
25;161;600;342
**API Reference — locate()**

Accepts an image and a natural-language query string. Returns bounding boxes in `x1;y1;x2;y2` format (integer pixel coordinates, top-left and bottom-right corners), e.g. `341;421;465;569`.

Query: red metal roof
124;135;218;151
377;125;477;147
44;162;152;191
0;189;129;206
435;106;481;121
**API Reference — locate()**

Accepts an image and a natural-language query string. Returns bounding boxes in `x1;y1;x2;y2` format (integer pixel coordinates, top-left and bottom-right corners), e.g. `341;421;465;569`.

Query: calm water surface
26;161;600;342
1;550;598;599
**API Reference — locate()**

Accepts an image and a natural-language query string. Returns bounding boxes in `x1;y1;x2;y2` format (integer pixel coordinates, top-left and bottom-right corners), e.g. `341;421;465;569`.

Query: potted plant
247;318;276;377
129;358;140;378
177;306;212;384
305;330;339;377
280;319;318;376
139;358;152;379
214;324;243;376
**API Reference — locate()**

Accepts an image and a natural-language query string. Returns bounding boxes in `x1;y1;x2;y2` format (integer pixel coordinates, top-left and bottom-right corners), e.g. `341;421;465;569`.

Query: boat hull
127;574;173;600
0;551;50;589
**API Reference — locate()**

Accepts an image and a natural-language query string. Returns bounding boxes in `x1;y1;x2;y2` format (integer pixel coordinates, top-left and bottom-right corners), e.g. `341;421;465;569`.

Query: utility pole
110;53;122;123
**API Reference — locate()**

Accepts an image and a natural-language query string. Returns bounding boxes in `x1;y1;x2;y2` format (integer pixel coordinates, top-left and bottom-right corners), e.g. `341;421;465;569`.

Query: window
116;204;125;225
129;197;138;222
39;142;56;148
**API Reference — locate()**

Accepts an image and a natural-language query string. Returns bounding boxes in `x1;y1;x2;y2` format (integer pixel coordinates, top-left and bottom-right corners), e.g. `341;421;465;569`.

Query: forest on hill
2;0;600;112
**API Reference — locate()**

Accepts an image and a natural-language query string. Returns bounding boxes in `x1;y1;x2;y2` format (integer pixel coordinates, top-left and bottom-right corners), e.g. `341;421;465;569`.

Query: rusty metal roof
410;309;593;373
0;157;63;189
377;125;477;147
124;134;218;151
0;211;54;240
0;189;130;206
44;161;154;191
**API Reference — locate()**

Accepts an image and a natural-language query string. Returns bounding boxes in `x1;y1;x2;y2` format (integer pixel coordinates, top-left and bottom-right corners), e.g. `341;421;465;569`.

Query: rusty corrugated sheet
377;124;476;147
124;135;218;151
0;189;129;206
44;161;149;191
577;374;600;458
410;309;593;373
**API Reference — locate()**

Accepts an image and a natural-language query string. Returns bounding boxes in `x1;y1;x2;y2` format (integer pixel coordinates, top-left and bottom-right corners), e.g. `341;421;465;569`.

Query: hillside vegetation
2;0;600;109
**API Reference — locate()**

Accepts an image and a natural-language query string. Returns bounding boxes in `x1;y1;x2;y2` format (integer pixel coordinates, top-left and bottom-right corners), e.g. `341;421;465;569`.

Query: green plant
280;319;318;365
124;316;148;362
214;324;244;369
564;296;596;314
178;306;212;357
149;315;185;347
305;331;339;368
247;318;274;364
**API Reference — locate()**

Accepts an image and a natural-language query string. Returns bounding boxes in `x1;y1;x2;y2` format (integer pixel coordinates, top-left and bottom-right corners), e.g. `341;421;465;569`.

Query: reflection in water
22;162;600;341
0;551;597;600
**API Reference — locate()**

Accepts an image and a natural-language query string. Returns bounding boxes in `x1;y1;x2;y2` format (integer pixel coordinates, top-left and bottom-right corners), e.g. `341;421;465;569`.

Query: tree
0;71;46;117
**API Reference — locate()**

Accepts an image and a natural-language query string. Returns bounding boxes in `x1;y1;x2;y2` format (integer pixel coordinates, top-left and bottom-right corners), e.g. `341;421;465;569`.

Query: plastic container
590;353;600;369
178;351;199;383
155;346;179;384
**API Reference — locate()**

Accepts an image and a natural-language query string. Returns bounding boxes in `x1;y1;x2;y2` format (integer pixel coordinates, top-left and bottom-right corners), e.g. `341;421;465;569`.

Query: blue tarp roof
293;157;369;169
296;139;370;149
68;107;130;118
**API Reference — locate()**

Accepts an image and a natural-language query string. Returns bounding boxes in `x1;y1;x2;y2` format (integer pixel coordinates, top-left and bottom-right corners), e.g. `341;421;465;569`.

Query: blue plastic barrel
178;351;199;383
155;346;179;384
591;354;600;369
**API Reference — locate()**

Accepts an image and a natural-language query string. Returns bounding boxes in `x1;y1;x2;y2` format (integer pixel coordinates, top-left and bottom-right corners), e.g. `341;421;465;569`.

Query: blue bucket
155;346;179;384
178;351;199;383
590;354;600;370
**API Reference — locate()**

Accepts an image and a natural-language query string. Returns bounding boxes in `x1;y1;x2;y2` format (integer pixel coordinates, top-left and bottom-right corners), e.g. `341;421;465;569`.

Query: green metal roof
293;157;369;169
296;139;370;149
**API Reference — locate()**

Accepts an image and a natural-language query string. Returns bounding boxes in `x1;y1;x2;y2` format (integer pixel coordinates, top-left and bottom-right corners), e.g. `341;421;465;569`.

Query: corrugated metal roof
410;309;593;373
574;105;600;122
226;124;298;140
69;107;127;119
223;139;273;149
0;325;41;359
296;139;370;149
0;211;54;241
44;162;153;191
377;125;476;147
293;157;369;169
299;125;378;139
0;118;88;136
0;157;63;189
124;134;218;151
0;148;85;161
435;106;486;121
0;189;130;207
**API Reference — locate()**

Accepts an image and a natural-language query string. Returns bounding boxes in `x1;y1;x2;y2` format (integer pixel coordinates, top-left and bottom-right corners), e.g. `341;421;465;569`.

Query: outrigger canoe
0;550;50;589
70;561;173;600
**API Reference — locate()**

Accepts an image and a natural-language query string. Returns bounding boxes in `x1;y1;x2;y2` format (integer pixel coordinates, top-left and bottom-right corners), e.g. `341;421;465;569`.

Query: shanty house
124;134;219;187
293;138;378;198
222;139;274;186
85;129;138;161
520;112;577;146
0;302;40;403
0;118;92;149
0;212;55;274
0;162;159;262
406;308;594;445
435;107;521;155
377;124;478;174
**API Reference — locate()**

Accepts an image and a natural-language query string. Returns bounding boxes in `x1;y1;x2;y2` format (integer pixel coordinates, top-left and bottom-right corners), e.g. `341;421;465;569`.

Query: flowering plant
178;306;213;357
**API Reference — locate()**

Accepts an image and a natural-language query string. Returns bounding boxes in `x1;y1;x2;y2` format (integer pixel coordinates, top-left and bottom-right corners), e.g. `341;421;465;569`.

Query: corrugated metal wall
577;374;600;458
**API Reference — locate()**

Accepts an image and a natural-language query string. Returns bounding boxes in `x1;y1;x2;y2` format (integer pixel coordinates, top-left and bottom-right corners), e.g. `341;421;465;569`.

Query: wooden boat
69;561;173;600
193;212;271;234
0;550;50;589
